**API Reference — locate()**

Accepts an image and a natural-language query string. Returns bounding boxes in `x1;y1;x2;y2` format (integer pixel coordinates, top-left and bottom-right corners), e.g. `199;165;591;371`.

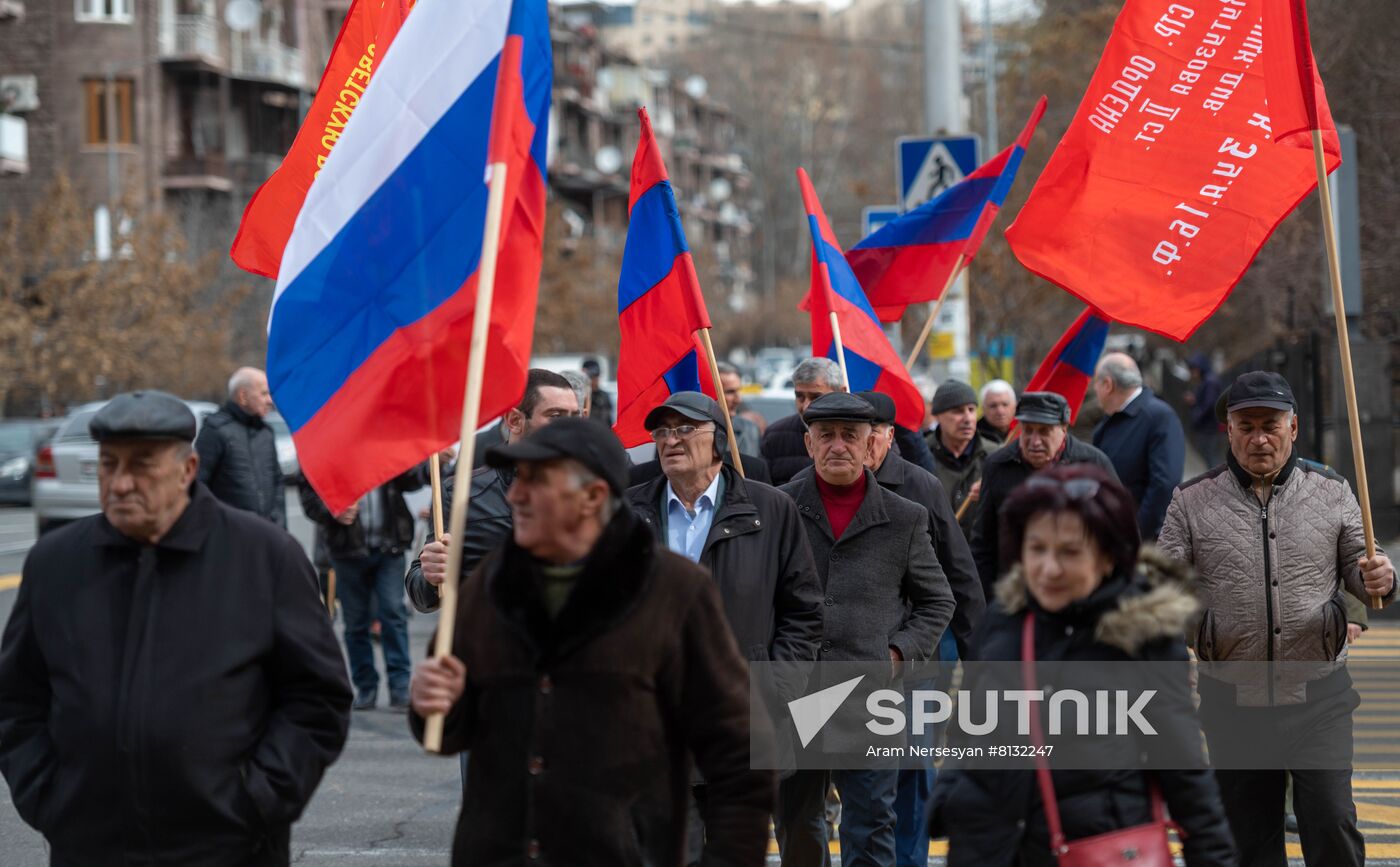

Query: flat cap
1216;370;1296;423
644;391;723;430
802;392;877;426
855;390;896;425
485;417;629;495
930;379;977;415
89;390;197;443
1015;392;1071;426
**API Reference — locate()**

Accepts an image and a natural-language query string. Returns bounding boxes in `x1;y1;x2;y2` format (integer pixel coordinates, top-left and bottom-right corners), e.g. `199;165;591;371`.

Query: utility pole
919;0;971;381
923;0;962;135
983;0;998;153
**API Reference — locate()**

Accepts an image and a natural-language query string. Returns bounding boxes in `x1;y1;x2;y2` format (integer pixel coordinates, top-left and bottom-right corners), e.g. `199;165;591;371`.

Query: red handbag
1021;613;1183;866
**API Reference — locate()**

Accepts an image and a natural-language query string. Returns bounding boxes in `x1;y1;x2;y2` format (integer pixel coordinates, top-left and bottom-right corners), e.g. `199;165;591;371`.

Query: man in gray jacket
778;392;955;867
1160;370;1395;867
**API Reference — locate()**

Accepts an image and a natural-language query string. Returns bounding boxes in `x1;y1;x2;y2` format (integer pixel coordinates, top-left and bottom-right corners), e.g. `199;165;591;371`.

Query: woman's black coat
930;549;1237;867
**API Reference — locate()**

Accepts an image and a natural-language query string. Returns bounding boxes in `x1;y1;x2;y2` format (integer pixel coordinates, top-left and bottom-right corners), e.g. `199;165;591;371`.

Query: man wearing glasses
625;392;823;861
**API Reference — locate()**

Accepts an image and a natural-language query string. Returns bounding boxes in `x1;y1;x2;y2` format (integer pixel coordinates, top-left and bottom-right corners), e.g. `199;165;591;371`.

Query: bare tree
0;173;251;415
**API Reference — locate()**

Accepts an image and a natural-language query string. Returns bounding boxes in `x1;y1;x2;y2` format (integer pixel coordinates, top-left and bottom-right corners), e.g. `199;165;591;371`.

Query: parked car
32;399;219;535
0;419;60;507
741;392;798;426
264;412;300;481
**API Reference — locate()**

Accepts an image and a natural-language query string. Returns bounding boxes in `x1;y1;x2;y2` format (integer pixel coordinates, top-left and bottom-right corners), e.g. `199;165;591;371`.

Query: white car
32;399;219;535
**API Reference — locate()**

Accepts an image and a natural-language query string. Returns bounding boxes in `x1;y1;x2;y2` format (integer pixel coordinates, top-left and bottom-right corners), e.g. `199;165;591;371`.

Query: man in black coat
778;393;955;867
1091;352;1185;540
0;391;351;866
196;366;286;526
409;418;773;866
971;392;1119;597
626;391;822;862
626;392;822;692
300;466;425;710
404;368;579;613
761;356;844;486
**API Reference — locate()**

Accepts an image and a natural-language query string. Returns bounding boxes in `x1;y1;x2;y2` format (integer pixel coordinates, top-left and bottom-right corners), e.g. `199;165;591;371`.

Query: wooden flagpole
955;494;975;523
1310;131;1379;607
428;454;445;541
423;161;509;752
828;312;851;391
905;257;967;371
698;327;746;478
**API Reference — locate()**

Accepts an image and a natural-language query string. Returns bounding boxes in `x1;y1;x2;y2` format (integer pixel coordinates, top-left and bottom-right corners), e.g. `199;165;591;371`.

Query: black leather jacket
404;465;513;613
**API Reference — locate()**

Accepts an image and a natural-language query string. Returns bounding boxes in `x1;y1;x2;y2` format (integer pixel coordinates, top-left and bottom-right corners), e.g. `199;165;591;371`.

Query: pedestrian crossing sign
897;135;980;212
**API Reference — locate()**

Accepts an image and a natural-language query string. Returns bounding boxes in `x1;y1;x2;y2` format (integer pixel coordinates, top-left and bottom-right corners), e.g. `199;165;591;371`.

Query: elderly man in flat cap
970;391;1118;597
409;417;772;867
626;391;822;861
777;392;955;867
0;390;352;866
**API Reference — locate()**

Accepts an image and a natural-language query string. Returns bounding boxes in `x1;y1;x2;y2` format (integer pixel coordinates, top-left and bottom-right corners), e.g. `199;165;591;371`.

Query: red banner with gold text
229;0;408;279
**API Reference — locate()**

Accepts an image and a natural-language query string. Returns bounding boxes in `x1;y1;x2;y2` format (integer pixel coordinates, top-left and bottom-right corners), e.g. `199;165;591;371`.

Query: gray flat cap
89;391;197;443
1014;392;1071;426
802;392;877;426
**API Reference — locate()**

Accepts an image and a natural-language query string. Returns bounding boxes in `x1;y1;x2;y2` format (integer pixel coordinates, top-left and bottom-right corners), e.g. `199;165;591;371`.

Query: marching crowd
0;356;1393;867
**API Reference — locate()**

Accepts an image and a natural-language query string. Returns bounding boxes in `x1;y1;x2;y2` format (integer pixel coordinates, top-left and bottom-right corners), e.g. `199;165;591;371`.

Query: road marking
295;849;449;859
0;574;20;591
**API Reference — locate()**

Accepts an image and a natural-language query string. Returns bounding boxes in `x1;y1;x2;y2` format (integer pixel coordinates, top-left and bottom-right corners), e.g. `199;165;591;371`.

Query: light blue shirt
664;472;723;563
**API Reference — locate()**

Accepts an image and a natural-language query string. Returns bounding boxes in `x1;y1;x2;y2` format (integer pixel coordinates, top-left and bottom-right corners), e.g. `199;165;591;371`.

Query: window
83;79;135;146
75;0;132;23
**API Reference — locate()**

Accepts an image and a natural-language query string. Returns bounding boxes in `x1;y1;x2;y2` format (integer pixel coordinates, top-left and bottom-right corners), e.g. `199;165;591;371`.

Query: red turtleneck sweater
816;472;867;539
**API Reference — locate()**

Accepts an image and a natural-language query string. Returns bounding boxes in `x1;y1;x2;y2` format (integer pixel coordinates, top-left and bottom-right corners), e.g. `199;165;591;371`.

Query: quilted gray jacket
1159;450;1392;704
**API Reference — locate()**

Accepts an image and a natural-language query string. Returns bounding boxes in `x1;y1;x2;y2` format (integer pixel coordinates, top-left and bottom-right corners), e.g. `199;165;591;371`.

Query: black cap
930;379;977;415
855;390;896;425
1216;370;1295;423
1015;392;1071;426
89;391;197;443
581;358;601;376
644;391;723;430
485;417;629;494
802;392;878;426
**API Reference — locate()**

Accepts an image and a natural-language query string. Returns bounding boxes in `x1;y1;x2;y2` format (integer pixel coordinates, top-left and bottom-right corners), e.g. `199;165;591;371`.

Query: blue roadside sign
896;135;979;212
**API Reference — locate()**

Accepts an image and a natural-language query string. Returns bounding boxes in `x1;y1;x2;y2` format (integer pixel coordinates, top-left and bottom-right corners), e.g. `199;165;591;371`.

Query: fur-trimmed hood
992;546;1198;656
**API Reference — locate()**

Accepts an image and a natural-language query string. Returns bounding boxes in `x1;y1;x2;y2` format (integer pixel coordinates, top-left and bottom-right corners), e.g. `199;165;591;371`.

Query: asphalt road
2;494;1400;865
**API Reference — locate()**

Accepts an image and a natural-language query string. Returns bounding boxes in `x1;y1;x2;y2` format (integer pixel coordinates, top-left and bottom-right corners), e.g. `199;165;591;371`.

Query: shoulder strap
1021;613;1069;854
1022;612;1171;858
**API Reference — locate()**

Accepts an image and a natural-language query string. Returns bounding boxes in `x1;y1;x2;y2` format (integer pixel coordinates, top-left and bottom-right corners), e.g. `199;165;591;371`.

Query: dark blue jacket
1092;387;1185;540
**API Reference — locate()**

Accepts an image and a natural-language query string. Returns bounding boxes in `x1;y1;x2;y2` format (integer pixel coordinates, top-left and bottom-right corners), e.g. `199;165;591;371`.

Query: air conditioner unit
0;75;39;113
1;114;29;175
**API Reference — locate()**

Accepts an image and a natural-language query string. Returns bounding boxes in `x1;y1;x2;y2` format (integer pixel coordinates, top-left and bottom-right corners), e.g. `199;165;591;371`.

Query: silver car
32;399;219;534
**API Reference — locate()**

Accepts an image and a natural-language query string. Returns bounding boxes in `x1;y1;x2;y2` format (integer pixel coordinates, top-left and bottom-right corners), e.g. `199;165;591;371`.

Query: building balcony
162;153;232;192
159;14;224;65
231;40;306;89
228;153;282;192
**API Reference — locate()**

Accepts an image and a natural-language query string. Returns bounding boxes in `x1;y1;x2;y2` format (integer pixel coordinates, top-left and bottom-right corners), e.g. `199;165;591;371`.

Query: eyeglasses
1024;476;1101;501
649;424;712;442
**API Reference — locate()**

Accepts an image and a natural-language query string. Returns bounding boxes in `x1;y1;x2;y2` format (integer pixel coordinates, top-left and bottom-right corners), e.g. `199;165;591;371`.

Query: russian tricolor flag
266;0;551;513
613;108;715;447
849;96;1046;323
797;168;924;430
1021;306;1111;425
